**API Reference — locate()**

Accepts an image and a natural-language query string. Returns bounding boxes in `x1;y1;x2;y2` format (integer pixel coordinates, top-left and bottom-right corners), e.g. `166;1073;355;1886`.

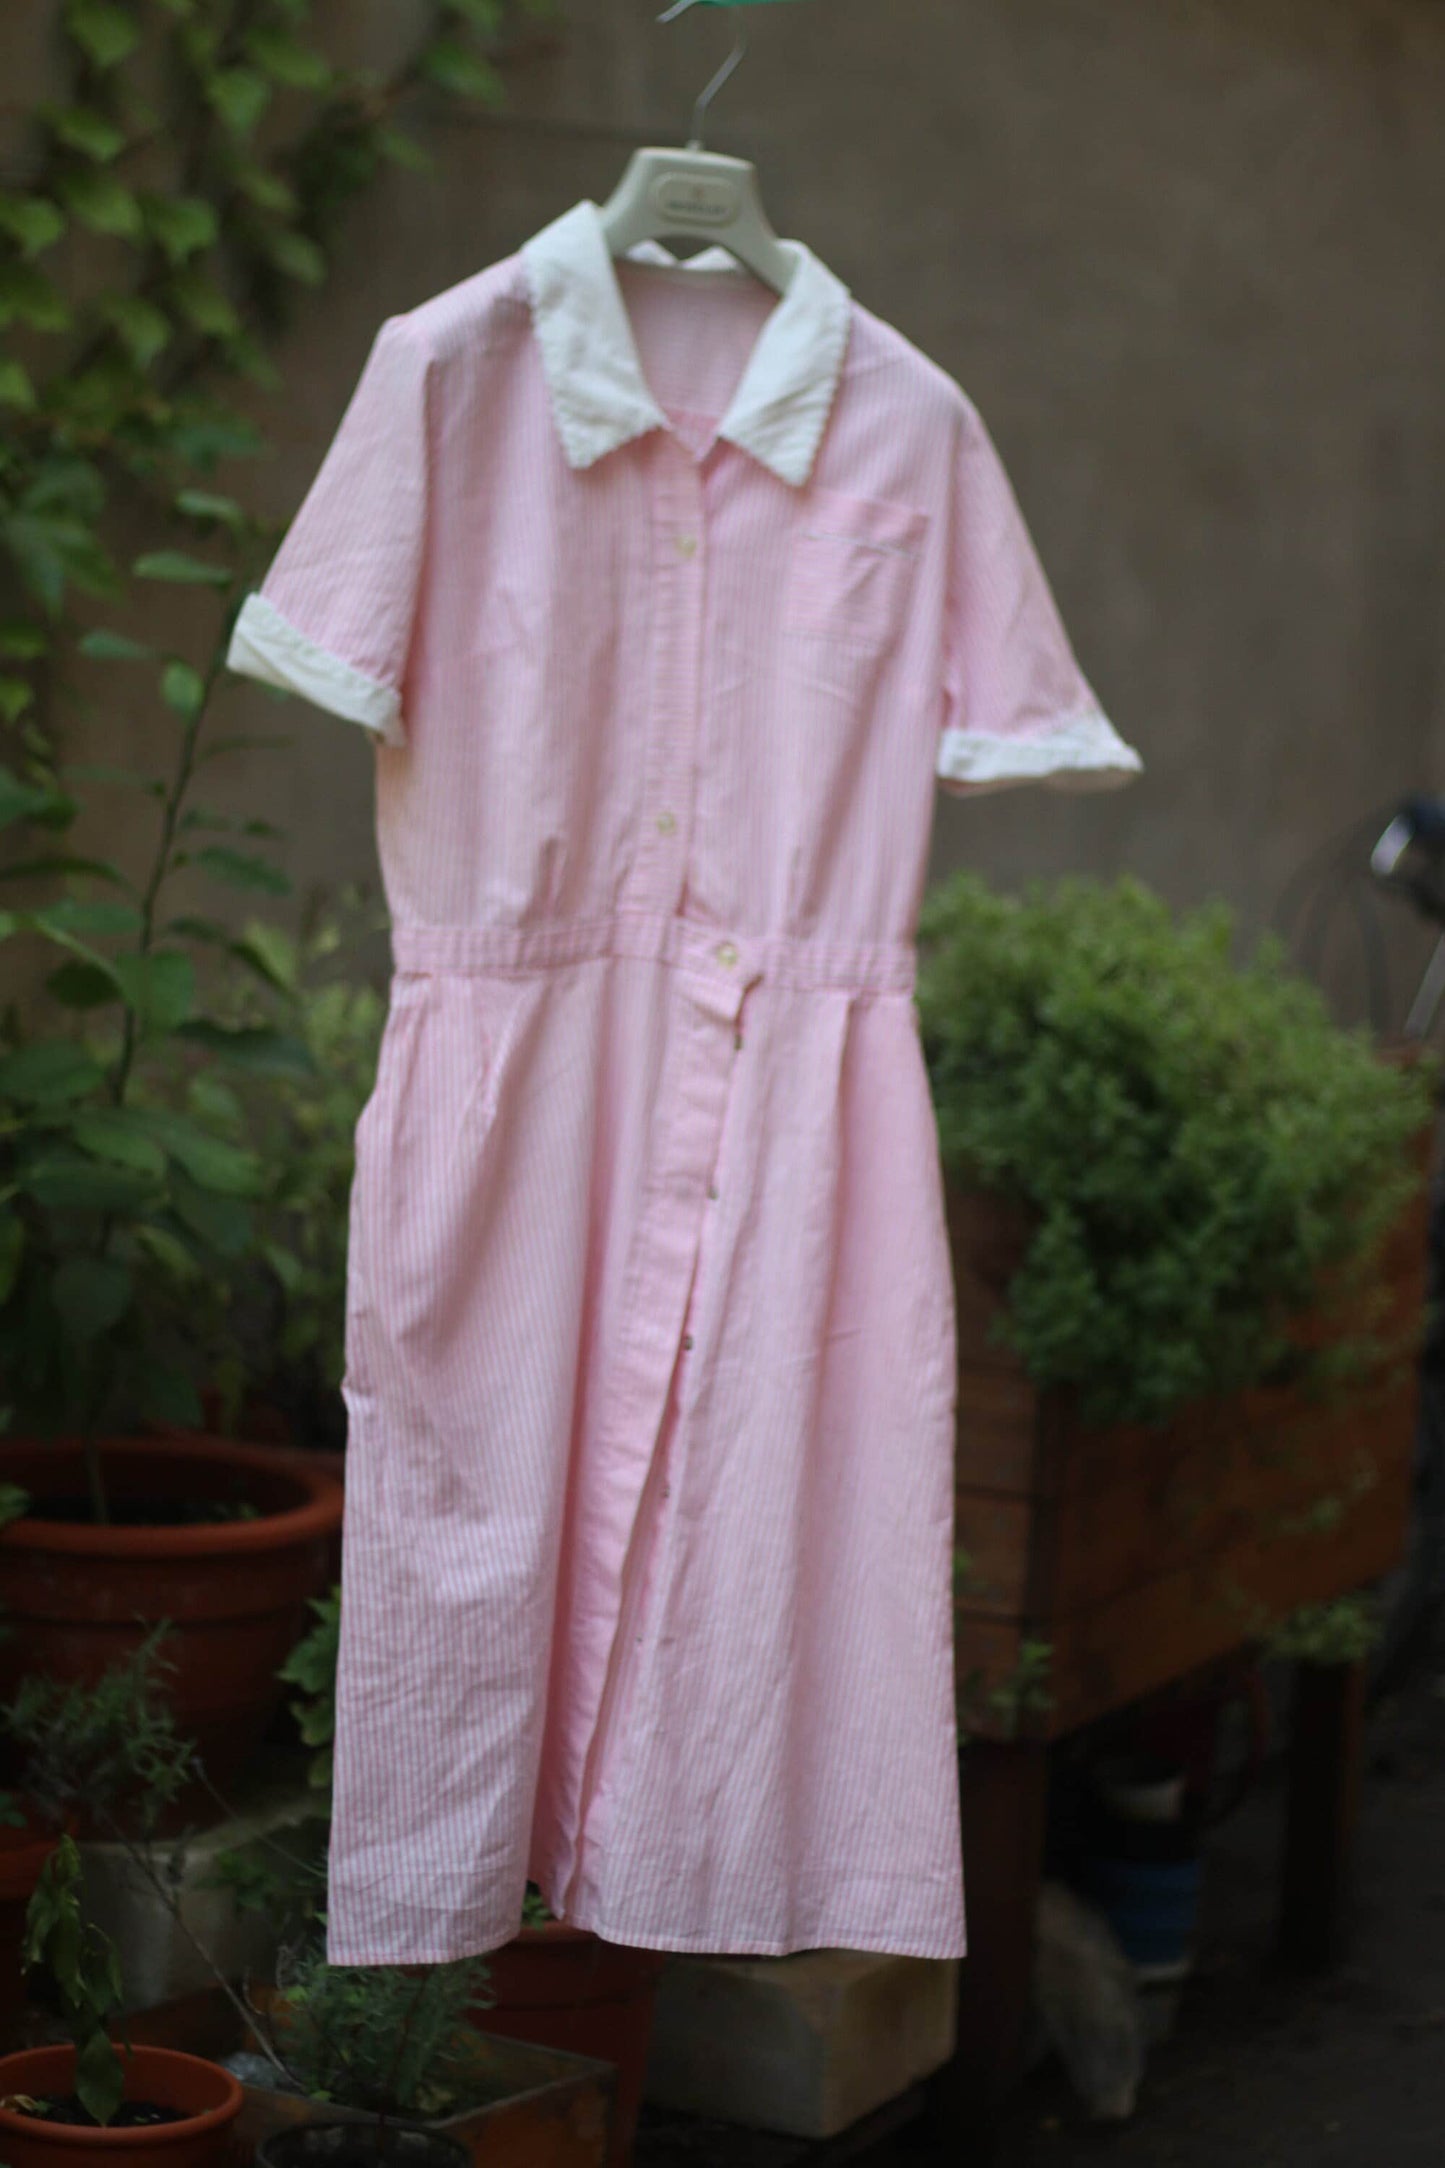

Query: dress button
707;1183;719;1201
675;533;698;558
682;1334;695;1351
716;941;739;968
656;809;677;835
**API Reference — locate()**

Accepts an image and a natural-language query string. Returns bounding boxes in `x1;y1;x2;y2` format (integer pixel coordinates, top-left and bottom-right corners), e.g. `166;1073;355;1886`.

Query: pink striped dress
227;198;1143;1965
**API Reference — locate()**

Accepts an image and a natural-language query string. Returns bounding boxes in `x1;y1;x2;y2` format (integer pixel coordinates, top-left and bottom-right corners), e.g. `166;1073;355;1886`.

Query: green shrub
916;873;1436;1426
269;1936;495;2120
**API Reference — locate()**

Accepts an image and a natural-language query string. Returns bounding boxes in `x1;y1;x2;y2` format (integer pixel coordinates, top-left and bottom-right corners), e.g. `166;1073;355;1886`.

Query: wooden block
644;1948;959;2140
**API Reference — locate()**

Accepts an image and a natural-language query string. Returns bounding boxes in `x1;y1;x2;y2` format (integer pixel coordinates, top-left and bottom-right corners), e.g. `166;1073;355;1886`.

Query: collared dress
227;198;1143;1965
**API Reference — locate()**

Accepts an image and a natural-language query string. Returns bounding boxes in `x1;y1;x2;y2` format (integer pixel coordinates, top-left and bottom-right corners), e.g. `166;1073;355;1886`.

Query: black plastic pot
254;2124;470;2168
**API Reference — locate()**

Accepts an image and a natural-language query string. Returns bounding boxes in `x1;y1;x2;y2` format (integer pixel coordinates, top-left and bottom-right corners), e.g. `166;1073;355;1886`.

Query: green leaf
109;950;194;1034
174;488;245;534
216;328;277;387
0;1041;105;1105
232;166;297;217
205;66;271;136
259;227;325;285
31;897;141;938
0;263;72;333
57;167;142;238
3;511;114;614
132;1108;261;1194
24;456;104;520
161;660;206;717
168;1171;251;1256
42;105;128;161
0;194;67;257
0;765;67;830
133;550;231;587
245;26;331;87
72;1109;167;1176
375;126;433;174
0;360;37;410
228;919;295;990
78;629;153;662
0;1214;23;1305
22;1155;158;1214
418;39;504;100
0;677;33;723
0;623;49;661
173;1019;314;1075
52;1256;133;1342
190;844;288;894
162;406;261;468
142;194;218;263
168;270;239;338
74;2021;127;2127
100;294;171;368
65;0;142;69
0;855;130;886
133;1221;199;1279
46;958;121;1008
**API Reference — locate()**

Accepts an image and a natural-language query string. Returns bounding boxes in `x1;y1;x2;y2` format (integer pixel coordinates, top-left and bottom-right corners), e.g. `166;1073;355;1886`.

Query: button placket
622;440;707;920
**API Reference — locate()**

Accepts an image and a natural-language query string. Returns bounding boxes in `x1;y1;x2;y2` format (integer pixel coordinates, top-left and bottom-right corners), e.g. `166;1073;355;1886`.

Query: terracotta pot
0;2042;242;2168
468;1924;664;2168
0;1804;69;2043
0;1436;343;1829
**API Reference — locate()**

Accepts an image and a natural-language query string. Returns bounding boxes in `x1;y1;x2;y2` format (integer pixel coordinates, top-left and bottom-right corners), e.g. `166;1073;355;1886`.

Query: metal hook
655;1;746;152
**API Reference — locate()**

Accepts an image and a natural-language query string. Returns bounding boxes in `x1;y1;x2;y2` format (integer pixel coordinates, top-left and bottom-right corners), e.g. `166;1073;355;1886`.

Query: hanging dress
227;197;1143;1964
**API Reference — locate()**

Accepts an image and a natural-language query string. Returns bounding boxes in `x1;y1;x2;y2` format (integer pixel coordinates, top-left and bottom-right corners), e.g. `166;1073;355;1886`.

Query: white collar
519;198;853;488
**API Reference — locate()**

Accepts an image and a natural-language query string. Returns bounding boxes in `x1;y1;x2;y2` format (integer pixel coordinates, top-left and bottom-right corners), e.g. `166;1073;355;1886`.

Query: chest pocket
784;487;930;651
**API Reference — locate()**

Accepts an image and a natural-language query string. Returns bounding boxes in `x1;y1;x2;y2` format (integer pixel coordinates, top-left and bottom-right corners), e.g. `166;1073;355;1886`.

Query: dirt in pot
3;2093;189;2129
256;2122;471;2168
28;1495;262;1527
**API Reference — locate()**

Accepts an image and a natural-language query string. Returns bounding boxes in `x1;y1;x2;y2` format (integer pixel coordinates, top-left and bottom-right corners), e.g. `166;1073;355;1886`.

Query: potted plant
917;871;1437;1734
0;1832;244;2168
1;1629;612;2168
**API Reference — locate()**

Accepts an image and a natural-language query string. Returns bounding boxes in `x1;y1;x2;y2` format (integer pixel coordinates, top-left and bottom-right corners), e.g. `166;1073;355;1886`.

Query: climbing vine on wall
0;0;549;1472
0;0;546;740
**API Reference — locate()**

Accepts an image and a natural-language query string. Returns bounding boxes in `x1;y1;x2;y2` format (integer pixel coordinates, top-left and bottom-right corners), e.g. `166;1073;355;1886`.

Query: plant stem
107;600;237;1113
94;1806;299;2088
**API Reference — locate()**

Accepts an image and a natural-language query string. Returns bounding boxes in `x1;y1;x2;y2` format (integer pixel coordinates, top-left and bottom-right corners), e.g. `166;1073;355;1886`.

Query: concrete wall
12;0;1445;1020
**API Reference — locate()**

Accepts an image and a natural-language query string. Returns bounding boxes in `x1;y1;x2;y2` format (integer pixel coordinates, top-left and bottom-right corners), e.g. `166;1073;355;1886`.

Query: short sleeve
936;400;1142;797
225;316;429;748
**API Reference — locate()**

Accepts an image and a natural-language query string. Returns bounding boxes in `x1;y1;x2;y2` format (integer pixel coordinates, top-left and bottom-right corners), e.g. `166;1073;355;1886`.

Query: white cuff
226;592;405;747
937;710;1142;796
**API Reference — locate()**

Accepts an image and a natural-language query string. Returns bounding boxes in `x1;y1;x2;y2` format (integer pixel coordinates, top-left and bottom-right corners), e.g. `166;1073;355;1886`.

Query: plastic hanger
597;1;799;297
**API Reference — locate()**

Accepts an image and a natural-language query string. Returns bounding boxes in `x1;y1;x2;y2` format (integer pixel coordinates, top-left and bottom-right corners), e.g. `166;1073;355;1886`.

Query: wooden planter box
121;1985;615;2168
949;1149;1434;1742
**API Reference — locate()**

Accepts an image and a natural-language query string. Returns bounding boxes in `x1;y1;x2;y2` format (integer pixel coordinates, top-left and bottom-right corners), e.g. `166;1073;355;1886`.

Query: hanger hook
655;2;747;153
